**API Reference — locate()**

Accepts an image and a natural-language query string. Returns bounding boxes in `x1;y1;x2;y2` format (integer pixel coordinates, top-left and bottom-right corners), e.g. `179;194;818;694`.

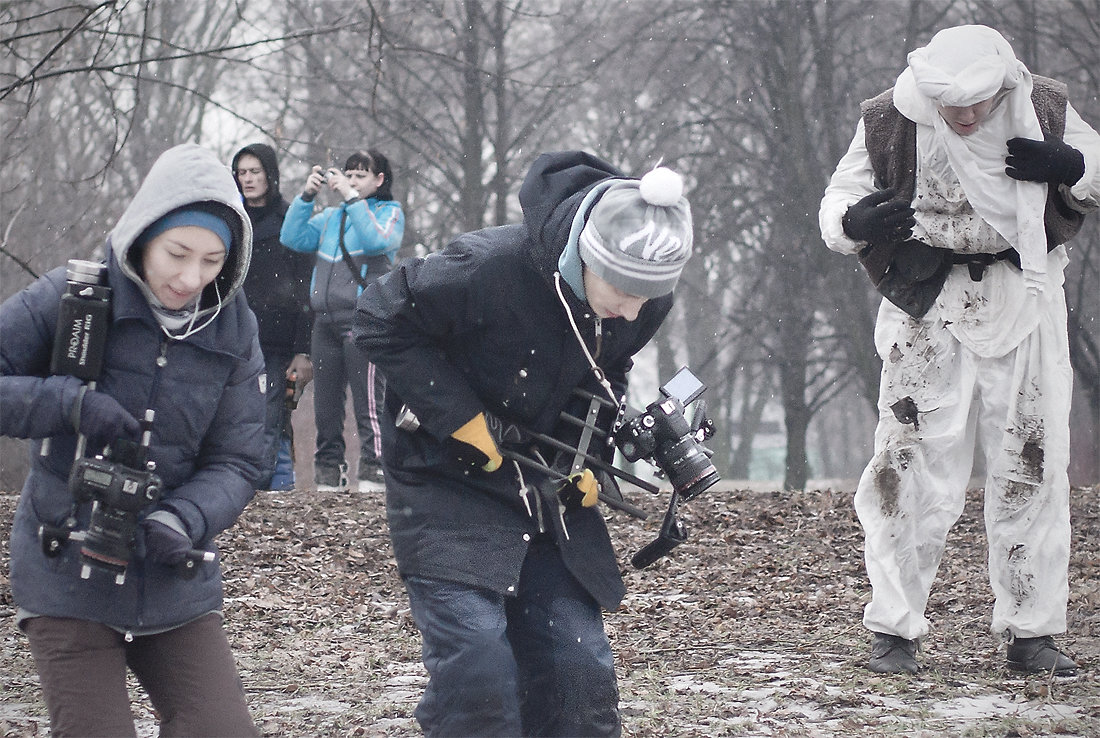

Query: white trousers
855;290;1073;641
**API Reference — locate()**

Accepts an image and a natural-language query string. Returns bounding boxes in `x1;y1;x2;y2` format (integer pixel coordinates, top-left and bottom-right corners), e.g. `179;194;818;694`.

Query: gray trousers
311;318;385;474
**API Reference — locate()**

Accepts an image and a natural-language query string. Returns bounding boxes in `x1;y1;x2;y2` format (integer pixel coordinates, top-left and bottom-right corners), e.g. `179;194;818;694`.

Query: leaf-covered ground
2;482;1098;737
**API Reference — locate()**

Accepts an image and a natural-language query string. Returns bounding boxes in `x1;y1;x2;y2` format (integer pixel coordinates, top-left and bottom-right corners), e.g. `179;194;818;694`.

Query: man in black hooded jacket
233;143;314;490
355;150;694;736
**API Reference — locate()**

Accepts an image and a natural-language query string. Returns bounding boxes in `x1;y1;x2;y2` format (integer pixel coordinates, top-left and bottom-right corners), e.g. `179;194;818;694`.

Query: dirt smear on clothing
2;483;1099;737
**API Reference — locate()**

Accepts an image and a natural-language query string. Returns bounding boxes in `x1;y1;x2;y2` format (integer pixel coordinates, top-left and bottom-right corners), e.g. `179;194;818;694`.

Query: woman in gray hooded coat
0;143;265;736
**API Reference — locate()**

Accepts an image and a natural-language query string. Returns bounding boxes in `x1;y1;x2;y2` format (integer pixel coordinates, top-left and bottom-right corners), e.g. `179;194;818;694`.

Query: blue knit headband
142;208;233;252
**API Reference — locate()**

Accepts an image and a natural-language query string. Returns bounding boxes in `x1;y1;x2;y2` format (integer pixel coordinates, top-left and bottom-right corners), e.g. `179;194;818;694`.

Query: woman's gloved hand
74;387;140;451
140;513;193;566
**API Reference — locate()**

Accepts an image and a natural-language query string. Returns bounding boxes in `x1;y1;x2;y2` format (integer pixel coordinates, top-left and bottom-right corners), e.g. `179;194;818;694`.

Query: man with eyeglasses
819;25;1099;676
232;143;314;492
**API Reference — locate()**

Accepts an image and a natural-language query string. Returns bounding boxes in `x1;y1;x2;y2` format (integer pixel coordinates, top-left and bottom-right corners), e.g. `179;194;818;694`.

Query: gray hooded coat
0;143;265;632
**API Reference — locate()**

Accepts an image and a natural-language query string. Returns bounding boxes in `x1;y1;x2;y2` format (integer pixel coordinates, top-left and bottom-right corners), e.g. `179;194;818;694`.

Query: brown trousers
22;613;258;737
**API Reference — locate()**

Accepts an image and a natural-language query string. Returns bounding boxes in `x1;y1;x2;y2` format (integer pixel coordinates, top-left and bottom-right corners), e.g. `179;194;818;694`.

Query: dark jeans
311;318;385;474
404;537;621;737
258;349;294;489
22;613;257;737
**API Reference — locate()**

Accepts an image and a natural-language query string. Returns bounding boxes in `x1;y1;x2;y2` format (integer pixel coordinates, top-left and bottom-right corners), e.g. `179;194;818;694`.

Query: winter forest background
2;0;1098;490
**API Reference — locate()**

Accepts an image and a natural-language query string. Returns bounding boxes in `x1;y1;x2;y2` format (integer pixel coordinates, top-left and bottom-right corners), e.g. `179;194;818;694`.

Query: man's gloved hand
484;412;529;447
449;411;531;472
1006;137;1085;186
74;388;140;451
556;468;600;509
449;412;502;472
841;188;915;245
140;515;192;566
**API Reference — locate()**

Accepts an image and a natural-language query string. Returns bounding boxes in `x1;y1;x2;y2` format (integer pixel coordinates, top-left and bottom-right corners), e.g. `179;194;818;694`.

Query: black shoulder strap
336;207;389;290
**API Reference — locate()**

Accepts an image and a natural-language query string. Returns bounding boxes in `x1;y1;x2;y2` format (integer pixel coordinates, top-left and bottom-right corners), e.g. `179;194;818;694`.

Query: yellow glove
450;413;503;472
558;468;599;508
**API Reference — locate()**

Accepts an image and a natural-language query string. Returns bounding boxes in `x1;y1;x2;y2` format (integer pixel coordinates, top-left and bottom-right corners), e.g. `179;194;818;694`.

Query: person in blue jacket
355;151;694;736
1;143;265;736
280;149;404;493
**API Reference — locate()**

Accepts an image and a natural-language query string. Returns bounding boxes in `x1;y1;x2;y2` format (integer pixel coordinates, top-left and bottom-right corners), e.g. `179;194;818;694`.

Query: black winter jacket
355;151;673;610
234;143;313;356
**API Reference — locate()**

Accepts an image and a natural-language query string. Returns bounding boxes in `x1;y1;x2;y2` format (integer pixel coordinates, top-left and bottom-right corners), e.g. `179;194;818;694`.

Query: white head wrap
892;25;1047;281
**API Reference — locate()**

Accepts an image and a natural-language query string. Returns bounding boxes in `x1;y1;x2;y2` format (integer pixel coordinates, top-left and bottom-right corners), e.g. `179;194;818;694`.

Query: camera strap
336;208;391;291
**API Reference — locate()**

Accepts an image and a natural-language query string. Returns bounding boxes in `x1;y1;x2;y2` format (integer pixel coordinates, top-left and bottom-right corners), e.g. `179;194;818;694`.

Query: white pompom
638;167;684;207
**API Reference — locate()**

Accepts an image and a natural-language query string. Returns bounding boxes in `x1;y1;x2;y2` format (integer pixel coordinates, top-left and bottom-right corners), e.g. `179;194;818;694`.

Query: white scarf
892;25;1048;286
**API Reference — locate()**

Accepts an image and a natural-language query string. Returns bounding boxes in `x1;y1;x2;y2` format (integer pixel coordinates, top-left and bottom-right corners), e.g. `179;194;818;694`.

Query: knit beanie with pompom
578;166;693;298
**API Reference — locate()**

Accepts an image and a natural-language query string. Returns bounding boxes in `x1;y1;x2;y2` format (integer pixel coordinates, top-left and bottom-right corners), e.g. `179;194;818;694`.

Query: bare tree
3;0;1097;490
2;1;252;292
267;0;637;258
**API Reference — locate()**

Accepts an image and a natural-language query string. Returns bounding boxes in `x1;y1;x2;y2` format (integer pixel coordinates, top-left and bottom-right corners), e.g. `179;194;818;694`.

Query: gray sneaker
868;632;920;674
316;461;349;492
1006;636;1077;675
357;464;385;492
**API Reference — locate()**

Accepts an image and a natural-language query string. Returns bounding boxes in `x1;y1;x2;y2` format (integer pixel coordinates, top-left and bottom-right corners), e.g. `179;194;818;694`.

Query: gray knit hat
579;167;693;298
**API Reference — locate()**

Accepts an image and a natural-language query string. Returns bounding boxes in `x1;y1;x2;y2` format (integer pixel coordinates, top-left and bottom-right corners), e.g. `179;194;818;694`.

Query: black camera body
614;367;718;502
67;440;163;583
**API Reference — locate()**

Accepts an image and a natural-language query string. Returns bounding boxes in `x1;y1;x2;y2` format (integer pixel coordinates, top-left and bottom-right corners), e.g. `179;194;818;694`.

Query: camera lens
656;436;719;501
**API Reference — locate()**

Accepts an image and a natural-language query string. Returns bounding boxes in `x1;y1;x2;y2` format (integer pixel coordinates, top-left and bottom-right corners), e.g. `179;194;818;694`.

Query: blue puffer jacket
280;194;404;327
0;144;265;633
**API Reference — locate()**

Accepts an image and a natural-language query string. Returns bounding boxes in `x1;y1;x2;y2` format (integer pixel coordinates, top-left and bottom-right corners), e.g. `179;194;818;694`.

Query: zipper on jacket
593;317;602;361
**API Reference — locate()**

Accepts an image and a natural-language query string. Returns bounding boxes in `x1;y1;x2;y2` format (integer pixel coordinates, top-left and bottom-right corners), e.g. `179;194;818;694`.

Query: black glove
484;412;529;447
556;468;600;509
448;411;530;472
75;388;140;451
842;188;915;245
140;518;192;566
1005;137;1085;186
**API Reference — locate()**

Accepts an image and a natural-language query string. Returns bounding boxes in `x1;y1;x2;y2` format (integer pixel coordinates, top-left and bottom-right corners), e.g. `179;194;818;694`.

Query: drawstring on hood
554;272;617;405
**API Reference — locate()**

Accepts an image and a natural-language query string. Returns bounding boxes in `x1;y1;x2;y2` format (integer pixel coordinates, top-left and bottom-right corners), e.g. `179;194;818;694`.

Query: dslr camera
614;367;718;502
612;367;720;569
52;437;164;585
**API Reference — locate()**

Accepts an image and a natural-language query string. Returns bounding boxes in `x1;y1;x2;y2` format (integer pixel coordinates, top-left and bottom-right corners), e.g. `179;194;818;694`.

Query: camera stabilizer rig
537;366;718;568
37;260;215;585
39;412;215;585
415;367;720;568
